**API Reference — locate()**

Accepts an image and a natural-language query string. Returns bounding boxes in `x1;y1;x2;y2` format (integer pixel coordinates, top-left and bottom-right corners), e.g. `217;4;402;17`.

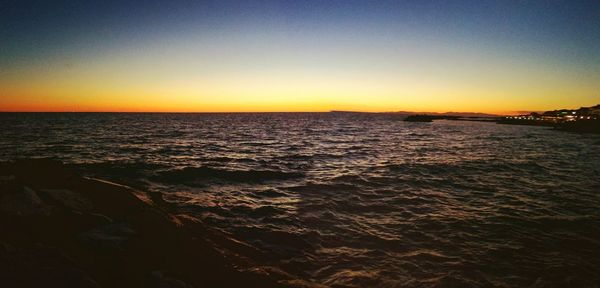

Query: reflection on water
2;112;600;287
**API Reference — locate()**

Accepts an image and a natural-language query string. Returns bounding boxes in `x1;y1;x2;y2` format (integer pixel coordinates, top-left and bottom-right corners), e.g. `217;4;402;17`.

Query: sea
1;112;600;287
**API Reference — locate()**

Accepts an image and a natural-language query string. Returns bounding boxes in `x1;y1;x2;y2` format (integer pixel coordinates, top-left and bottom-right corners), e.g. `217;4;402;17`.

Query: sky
1;0;599;113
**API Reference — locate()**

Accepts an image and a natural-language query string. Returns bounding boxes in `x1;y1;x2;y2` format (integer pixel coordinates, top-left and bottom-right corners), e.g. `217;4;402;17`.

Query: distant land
389;111;500;118
393;104;600;133
330;110;500;118
497;104;600;133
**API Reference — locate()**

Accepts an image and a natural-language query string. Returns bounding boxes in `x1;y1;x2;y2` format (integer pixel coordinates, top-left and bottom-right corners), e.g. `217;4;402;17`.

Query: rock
0;241;15;255
0;175;15;182
150;271;194;288
78;223;136;250
0;244;102;288
1;159;312;288
281;279;330;288
41;189;94;212
13;159;77;188
0;186;53;216
88;212;114;223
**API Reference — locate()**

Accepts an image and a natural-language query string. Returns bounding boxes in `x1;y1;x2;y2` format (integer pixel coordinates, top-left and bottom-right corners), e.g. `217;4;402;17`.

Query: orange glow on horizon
2;52;598;114
2;94;598;115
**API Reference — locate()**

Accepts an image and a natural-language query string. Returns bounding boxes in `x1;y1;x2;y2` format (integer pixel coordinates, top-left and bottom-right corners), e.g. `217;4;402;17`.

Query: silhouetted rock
0;159;319;288
78;223;136;250
404;114;461;122
12;158;77;187
42;188;94;212
404;115;434;122
0;243;102;288
149;271;194;288
0;186;53;216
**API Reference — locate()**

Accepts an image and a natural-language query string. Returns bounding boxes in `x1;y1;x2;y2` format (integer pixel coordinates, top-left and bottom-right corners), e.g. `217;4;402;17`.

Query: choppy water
2;112;600;287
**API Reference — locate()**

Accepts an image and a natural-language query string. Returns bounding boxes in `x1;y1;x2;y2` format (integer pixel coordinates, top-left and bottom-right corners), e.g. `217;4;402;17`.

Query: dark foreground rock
0;159;323;288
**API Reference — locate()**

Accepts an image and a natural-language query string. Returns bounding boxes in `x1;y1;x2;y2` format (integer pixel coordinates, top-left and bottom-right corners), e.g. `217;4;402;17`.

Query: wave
154;166;304;184
67;161;167;189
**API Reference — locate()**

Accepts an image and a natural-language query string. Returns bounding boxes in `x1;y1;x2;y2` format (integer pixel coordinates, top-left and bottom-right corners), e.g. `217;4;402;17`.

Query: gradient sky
1;0;599;113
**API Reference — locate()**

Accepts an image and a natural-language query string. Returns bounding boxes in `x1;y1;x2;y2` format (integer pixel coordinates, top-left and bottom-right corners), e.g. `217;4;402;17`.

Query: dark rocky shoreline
404;113;600;134
0;159;321;288
497;118;600;133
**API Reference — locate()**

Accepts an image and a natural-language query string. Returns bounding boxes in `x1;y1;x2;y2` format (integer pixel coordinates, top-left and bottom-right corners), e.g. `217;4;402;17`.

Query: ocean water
1;112;600;287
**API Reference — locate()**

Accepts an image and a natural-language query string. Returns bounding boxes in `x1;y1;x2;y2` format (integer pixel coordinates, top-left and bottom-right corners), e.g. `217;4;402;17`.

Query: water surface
1;112;599;287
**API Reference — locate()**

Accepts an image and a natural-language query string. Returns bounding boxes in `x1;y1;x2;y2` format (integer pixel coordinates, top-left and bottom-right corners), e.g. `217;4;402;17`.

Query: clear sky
1;0;599;113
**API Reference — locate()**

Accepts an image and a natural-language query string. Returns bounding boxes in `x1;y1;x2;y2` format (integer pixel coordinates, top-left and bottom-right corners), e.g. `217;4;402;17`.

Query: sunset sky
1;0;599;113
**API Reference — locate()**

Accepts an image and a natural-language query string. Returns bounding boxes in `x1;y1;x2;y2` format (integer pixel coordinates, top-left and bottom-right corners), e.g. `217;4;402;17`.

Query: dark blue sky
3;0;599;62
